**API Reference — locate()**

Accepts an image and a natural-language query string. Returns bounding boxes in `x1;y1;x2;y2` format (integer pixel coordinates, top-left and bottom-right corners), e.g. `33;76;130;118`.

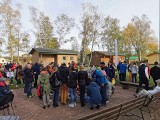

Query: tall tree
131;15;156;61
79;3;102;65
0;0;21;61
30;7;59;49
121;23;135;60
54;14;75;47
71;37;79;51
101;16;121;52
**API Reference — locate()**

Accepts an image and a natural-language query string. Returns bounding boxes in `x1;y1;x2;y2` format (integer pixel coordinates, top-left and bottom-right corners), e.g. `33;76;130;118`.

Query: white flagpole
115;39;118;66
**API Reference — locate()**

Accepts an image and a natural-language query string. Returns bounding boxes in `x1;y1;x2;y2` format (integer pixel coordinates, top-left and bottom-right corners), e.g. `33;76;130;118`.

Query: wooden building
147;52;160;65
29;48;79;66
88;51;124;66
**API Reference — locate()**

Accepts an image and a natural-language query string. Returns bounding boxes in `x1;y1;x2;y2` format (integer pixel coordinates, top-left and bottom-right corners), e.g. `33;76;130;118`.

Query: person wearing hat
0;77;14;106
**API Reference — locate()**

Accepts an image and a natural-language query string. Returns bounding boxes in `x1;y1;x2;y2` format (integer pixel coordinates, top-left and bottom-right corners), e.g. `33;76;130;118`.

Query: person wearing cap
0;78;14;106
150;62;160;87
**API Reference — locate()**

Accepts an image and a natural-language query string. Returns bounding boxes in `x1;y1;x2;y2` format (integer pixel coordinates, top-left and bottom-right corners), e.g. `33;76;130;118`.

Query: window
70;57;74;61
63;56;66;60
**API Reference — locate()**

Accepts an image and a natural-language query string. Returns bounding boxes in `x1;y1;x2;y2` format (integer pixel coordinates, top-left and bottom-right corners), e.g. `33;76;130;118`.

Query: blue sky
13;0;159;49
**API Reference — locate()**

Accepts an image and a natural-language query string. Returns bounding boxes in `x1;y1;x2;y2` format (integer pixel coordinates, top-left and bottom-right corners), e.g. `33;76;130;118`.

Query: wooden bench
120;81;154;89
78;96;151;120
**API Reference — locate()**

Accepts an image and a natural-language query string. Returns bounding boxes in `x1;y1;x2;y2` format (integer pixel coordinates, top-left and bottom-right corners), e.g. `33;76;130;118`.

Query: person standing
16;65;23;88
6;68;14;85
100;62;108;76
33;62;40;88
107;62;115;82
50;66;61;108
59;63;69;105
119;61;127;81
130;62;138;83
128;63;132;82
150;62;160;87
94;67;108;105
78;65;89;107
38;67;51;109
117;62;122;80
135;60;149;94
24;63;34;98
67;66;78;108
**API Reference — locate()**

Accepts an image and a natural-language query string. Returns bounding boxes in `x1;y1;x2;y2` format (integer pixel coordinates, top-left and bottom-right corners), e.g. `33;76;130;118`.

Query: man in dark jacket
107;62;115;82
24;63;34;98
59;63;69;105
85;80;102;110
33;62;40;88
135;60;149;94
68;66;78;108
150;62;160;87
78;65;88;107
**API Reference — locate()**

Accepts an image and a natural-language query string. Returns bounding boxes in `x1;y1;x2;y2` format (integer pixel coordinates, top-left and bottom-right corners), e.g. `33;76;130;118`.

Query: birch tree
0;0;21;61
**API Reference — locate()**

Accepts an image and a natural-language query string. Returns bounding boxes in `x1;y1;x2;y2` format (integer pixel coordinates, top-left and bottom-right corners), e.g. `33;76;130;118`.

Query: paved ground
0;86;160;120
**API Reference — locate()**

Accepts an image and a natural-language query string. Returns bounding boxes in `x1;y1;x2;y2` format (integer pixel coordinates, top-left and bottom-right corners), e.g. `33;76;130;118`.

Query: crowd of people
0;61;115;110
0;60;160;111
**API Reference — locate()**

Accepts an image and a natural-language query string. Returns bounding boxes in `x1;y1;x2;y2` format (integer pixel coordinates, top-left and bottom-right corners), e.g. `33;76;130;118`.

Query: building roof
147;52;160;57
29;48;79;55
88;51;124;56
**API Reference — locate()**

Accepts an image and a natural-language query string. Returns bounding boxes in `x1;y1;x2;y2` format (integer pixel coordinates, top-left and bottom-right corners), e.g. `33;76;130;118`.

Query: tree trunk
88;39;94;68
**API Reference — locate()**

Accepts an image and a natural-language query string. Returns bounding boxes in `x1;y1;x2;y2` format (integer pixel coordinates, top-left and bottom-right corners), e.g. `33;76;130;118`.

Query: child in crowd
68;66;78;108
6;68;14;85
38;67;51;109
0;77;14;107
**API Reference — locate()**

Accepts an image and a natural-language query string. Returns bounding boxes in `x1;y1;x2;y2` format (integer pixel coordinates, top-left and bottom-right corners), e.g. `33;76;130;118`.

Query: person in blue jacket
85;79;102;110
92;67;108;105
119;61;127;81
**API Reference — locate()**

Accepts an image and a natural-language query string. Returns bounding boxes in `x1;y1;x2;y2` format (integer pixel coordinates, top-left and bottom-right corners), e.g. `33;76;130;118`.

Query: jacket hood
89;82;98;87
40;71;48;75
0;81;5;87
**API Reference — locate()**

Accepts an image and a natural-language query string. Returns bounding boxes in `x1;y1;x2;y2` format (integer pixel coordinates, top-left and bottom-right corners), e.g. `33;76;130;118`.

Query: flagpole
115;39;118;66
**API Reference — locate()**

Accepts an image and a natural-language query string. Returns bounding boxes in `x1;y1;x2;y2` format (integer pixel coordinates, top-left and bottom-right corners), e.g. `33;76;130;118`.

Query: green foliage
46;37;59;49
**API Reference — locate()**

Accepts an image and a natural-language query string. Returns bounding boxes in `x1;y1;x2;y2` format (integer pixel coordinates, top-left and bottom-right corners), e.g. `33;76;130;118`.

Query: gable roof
88;51;124;56
29;48;79;55
147;52;160;57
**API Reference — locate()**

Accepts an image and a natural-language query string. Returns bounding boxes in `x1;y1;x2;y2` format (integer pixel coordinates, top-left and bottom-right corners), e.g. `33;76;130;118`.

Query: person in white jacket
135;80;160;98
6;68;14;85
